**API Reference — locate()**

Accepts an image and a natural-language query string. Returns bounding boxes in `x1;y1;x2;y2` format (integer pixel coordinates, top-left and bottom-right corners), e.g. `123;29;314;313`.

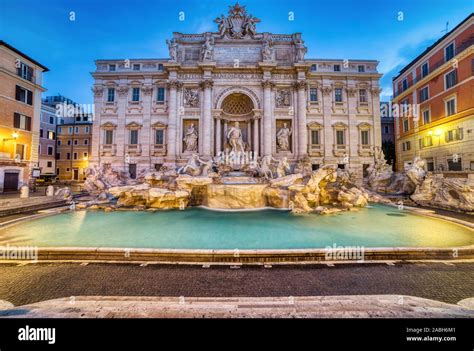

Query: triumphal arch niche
165;2;309;162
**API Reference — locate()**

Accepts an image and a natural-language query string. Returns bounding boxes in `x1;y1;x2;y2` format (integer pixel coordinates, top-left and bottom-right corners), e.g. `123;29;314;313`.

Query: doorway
73;169;79;180
3;172;19;192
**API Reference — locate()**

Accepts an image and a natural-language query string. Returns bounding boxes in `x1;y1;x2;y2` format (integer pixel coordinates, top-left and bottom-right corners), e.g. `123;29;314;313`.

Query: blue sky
1;0;473;103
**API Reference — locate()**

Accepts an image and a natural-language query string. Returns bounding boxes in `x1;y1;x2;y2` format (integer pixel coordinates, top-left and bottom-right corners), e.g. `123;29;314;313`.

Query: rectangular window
109;64;116;71
84;139;89;145
384;125;389;134
310;64;317;72
13;113;32;131
446;98;456;116
49;116;55;124
402;78;408;91
68;127;73;134
336;130;345;145
47;146;53;155
133;64;140;71
158;64;164;71
427;161;434;172
419;86;429;102
156;87;165;102
48;131;55;140
15;85;33;105
40;129;43;138
57;140;61;146
67;140;71;145
129;130;139;145
132;87;140;101
311;130;319;145
309;88;318;102
421;61;429;78
403;119;409;132
359;89;367;103
47;161;52;168
129;164;137;179
445;42;455;61
17;62;33;81
155;129;164;145
334;88;343;102
422;109;430;124
74;140;78;145
85;126;90;133
445;70;457;89
105;130;113;145
66;152;71;160
107;88;115;102
15;144;25;160
334;64;341;72
361;130;369;145
448;158;462;171
358;65;365;72
73;152;78;160
75;127;79;133
83;152;88;159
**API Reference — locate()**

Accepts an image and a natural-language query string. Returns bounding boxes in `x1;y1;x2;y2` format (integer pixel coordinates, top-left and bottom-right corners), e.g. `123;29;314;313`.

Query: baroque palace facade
91;3;382;181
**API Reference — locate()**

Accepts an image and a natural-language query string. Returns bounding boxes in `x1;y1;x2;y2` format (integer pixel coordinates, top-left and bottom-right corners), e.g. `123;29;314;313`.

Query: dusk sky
1;0;473;104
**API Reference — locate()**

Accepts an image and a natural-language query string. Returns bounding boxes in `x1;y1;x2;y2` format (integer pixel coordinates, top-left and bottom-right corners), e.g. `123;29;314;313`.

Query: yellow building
56;115;92;181
0;41;48;192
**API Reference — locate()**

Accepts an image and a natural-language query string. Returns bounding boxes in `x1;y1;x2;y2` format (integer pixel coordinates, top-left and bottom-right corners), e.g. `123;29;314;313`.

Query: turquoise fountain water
0;205;472;249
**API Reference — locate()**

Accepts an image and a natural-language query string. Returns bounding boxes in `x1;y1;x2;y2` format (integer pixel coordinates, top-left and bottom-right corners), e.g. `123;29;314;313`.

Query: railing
153;144;166;155
393;37;474;97
125;144;142;155
100;144;116;156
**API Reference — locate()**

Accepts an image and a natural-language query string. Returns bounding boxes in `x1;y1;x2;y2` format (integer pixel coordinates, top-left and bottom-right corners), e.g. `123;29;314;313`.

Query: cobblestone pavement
0;262;472;306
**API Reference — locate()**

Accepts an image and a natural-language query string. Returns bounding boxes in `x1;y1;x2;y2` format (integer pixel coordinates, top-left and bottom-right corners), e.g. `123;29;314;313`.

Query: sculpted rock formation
411;173;474;212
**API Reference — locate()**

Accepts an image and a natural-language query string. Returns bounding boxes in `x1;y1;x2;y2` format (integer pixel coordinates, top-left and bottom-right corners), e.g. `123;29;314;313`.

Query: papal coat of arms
214;3;260;39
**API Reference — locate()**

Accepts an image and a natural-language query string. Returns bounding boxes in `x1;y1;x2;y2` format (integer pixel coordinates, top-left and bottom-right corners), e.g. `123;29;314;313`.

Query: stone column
262;80;274;157
90;86;104;168
253;116;260;157
295;81;308;158
116;85;129;170
166;80;180;162
215;116;221;155
200;80;213;158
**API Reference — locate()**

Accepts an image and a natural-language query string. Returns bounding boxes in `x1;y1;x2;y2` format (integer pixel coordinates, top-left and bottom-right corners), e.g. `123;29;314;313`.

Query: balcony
358;144;373;156
308;144;323;157
333;144;348;157
125;144;142;156
153;144;166;156
100;144;116;156
393;37;474;98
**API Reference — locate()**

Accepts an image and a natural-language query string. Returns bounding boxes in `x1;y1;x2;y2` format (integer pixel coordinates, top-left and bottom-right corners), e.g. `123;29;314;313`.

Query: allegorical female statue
276;122;292;151
183;123;198;152
227;121;246;153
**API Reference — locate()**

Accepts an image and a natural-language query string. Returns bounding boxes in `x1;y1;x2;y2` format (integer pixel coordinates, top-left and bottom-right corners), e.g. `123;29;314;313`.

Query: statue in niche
183;123;198;152
277;122;292;151
201;34;214;62
262;39;273;61
184;89;199;107
166;38;178;62
227;121;246;153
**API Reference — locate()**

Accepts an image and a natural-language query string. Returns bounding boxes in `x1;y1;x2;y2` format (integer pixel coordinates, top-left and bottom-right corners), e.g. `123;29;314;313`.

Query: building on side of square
90;3;382;182
0;41;48;192
392;13;473;172
39;103;57;179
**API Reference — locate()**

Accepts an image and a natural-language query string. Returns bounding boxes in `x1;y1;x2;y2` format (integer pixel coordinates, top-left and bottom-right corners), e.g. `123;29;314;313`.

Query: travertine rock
204;184;268;209
411;173;474;212
264;187;289;208
108;184;189;209
269;173;303;188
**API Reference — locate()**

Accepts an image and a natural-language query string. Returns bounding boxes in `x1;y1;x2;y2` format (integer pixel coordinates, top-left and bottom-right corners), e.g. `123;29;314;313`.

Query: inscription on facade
214;46;261;63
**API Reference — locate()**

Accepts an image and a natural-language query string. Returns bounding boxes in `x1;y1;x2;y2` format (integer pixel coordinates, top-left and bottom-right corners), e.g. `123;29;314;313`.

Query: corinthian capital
321;86;332;96
261;79;274;89
293;80;307;90
142;86;154;96
92;86;103;97
117;86;129;97
199;79;214;90
371;87;382;96
166;80;183;90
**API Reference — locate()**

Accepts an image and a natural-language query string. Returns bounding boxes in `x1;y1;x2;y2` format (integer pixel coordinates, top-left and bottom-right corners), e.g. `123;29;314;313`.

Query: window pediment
101;121;117;129
126;121;142;129
308;121;323;129
332;122;348;129
151;121;167;129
